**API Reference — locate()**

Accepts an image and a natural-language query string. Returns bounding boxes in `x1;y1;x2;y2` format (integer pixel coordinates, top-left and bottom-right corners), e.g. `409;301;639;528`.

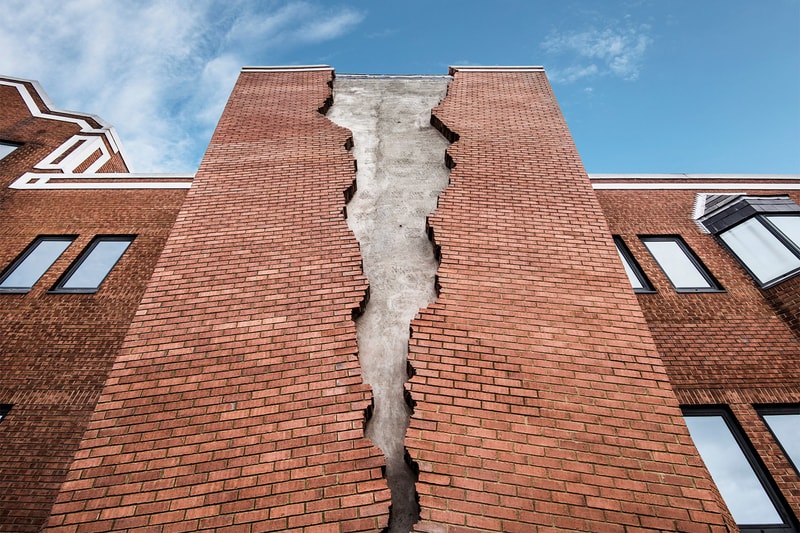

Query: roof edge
449;66;545;74
241;65;332;72
0;75;128;169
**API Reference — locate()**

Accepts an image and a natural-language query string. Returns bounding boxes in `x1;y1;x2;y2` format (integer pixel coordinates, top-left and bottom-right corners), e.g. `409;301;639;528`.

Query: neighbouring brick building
0;67;797;533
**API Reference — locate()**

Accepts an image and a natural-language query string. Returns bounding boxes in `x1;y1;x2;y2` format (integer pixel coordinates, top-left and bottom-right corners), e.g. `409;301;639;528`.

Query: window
52;236;134;293
683;408;796;532
0;404;10;423
641;236;722;292
613;236;654;292
0;236;75;293
719;215;800;287
758;405;800;475
0;141;20;160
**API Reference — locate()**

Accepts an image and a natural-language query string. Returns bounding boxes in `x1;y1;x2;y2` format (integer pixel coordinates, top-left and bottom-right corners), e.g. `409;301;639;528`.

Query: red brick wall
596;186;800;518
765;272;800;337
44;69;390;532
0;88;186;530
406;69;731;532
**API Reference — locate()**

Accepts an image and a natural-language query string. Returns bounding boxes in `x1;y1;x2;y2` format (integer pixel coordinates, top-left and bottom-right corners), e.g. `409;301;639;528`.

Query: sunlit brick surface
43;70;390;532
0;82;183;532
406;70;731;532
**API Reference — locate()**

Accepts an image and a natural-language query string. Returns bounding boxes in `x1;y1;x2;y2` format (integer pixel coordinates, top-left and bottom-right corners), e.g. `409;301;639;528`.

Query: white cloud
0;0;365;172
541;23;652;84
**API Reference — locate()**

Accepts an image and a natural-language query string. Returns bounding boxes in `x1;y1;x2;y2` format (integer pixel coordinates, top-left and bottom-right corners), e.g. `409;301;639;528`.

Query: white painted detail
0;77;125;158
35;135;111;174
10;173;194;190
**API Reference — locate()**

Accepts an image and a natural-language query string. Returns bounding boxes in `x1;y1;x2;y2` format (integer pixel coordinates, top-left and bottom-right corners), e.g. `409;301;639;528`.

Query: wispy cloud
0;0;365;172
541;22;652;84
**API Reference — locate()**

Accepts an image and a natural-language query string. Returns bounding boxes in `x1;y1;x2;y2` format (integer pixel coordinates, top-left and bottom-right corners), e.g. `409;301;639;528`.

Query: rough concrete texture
328;76;450;532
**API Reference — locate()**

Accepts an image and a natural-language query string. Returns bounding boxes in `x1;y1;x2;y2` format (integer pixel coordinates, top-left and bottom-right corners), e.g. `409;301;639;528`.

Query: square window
613;236;654;293
683;407;796;532
641;236;722;292
0;236;75;293
51;236;134;293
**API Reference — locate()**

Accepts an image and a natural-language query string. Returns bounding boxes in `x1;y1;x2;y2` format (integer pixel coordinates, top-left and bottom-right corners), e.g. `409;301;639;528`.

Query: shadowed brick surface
43;69;390;532
596;184;800;518
406;69;732;532
0;81;183;532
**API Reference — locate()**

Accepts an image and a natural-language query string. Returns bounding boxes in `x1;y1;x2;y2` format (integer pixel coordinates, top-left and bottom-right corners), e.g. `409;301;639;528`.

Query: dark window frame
0;235;76;293
0;404;11;423
682;406;798;533
717;214;800;288
640;235;724;293
50;235;135;294
756;404;800;476
613;235;655;293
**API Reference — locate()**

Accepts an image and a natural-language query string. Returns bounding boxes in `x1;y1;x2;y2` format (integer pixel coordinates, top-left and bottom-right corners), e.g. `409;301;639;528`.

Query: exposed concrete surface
328;76;450;532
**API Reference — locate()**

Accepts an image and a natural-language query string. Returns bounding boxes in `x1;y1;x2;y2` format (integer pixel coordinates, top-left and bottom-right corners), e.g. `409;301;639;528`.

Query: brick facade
406;68;732;532
42;68;390;532
0;79;185;532
595;182;800;519
1;68;798;532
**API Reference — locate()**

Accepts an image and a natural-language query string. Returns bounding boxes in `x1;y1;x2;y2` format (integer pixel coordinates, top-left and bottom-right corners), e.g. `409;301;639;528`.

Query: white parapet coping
241;65;333;72
10;173;194;190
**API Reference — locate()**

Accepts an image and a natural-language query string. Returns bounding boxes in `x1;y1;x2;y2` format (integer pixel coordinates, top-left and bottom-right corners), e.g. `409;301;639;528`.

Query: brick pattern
44;70;390;532
765;273;800;338
0;84;185;531
596;186;800;519
406;70;731;532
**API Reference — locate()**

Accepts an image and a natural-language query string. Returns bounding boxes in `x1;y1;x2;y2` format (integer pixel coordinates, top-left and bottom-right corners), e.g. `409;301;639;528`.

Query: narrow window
683;408;796;532
0;141;20;160
52;236;134;293
758;405;800;475
0;236;75;293
613;236;654;292
719;216;800;286
0;404;10;423
641;236;721;292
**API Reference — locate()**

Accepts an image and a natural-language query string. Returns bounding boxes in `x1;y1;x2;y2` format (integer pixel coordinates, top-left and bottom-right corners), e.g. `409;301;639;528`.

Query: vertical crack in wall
328;75;450;532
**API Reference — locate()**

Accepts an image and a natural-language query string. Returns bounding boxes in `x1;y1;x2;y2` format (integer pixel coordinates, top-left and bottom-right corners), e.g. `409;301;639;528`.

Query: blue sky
0;0;798;174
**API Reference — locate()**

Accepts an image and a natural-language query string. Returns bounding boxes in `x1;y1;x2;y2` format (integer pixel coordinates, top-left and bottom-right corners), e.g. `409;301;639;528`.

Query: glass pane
0;142;18;160
767;215;800;248
0;239;72;289
720;219;800;284
61;239;131;289
616;246;643;289
684;415;782;525
762;413;800;472
642;239;713;289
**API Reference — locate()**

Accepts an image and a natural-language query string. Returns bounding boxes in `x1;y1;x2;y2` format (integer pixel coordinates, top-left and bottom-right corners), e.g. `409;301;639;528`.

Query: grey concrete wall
328;76;450;532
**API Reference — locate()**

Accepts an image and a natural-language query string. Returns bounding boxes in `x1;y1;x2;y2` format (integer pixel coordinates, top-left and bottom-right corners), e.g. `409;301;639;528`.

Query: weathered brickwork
0;82;185;531
596;184;800;518
406;69;731;532
43;69;390;532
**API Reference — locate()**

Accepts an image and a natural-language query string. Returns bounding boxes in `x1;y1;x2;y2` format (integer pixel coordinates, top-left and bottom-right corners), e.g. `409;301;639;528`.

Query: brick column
406;67;731;532
45;67;390;532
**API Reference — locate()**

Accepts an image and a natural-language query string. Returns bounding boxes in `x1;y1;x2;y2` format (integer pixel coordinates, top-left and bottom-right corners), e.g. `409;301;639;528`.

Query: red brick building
0;67;797;532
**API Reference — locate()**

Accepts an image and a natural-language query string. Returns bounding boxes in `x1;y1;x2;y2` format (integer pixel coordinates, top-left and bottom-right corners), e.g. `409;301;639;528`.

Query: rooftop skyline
0;0;798;174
